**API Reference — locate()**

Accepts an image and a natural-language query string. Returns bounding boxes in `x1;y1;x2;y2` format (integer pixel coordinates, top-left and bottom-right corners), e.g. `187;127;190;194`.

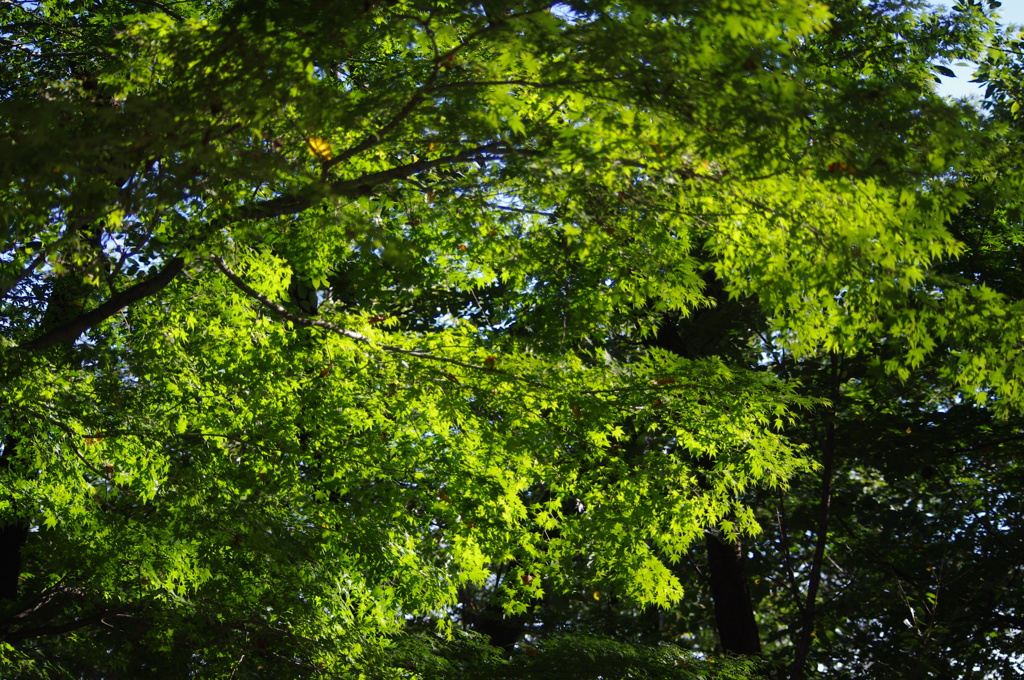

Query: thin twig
324;92;427;170
429;77;619;92
35;412;139;499
775;500;807;612
789;351;840;680
228;653;247;680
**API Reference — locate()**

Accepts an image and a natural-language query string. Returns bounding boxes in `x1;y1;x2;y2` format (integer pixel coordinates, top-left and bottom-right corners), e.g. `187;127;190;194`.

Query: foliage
0;0;1021;677
385;631;767;680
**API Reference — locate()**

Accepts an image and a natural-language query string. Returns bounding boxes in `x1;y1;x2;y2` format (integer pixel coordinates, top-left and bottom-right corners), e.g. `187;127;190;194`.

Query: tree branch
429;77;619;92
790;351;840;680
329;142;516;196
15;144;528;354
14;190;334;353
211;256;497;374
17;257;186;352
775;500;808;613
0;248;48;300
4;609;119;643
325;92;428;171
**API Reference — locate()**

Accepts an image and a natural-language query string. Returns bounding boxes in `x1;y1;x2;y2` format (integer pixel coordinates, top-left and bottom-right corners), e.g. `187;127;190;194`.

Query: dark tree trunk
0;524;28;601
462;606;524;652
0;436;28;601
458;585;526;652
647;273;764;658
705;532;761;655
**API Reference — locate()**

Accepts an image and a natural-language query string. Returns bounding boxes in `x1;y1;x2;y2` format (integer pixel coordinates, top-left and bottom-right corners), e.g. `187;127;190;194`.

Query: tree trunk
648;274;764;657
705;531;761;655
0;437;28;601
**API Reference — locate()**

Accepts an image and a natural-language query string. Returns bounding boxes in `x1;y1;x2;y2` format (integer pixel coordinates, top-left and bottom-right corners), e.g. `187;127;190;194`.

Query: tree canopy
1;0;1022;677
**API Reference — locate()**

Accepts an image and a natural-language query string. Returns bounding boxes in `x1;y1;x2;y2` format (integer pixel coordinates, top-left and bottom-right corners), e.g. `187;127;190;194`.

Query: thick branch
6;582;83;625
0;248;48;300
18;257;185;352
329;142;514;196
15;191;331;352
16;144;525;353
4;610;117;643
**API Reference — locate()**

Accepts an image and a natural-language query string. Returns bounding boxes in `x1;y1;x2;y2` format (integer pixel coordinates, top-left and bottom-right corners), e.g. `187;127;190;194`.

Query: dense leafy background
1;0;1022;678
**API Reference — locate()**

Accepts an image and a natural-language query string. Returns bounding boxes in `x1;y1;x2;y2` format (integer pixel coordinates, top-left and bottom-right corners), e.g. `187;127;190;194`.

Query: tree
0;0;1018;677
